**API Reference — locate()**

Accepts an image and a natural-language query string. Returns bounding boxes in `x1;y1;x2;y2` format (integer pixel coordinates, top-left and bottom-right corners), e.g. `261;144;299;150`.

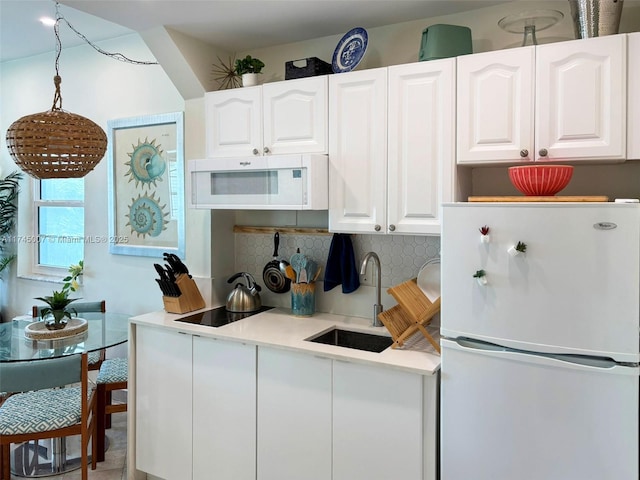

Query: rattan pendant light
5;7;107;179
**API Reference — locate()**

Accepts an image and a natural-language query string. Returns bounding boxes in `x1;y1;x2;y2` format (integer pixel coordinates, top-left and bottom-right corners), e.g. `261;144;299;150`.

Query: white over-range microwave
188;154;328;210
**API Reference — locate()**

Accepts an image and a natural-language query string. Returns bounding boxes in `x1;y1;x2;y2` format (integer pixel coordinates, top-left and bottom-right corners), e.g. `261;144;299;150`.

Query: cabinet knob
263;147;270;154
388;224;396;232
374;225;381;232
539;148;548;157
520;149;529;158
252;148;259;155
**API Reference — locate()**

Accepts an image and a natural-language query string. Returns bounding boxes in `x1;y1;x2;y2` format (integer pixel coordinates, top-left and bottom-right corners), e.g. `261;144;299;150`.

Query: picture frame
107;112;185;258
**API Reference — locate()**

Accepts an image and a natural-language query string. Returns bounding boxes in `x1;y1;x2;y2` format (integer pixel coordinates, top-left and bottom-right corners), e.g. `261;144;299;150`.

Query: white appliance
188;154;328;210
441;202;639;480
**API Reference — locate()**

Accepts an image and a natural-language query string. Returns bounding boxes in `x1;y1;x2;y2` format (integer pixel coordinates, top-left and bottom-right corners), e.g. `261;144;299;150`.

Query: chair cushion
88;351;102;365
0;386;85;435
97;357;128;384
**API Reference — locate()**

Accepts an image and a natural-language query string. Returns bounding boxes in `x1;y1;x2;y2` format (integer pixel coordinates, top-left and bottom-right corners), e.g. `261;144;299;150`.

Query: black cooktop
175;305;273;328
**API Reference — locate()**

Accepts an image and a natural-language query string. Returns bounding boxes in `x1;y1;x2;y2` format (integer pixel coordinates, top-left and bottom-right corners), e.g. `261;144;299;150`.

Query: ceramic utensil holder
163;274;206;314
291;282;316;316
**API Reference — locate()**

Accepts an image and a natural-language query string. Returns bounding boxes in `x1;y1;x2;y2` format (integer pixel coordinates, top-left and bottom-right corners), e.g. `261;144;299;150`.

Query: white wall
0;34;187;320
240;0;640;83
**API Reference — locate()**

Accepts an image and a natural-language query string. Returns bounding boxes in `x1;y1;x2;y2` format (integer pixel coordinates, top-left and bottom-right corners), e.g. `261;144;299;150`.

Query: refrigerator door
442;203;640;362
441;338;639;480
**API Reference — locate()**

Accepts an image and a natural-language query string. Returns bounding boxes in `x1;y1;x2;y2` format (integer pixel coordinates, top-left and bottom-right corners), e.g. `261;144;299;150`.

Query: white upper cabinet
205;76;328;158
628;32;640;160
457;46;534;164
262;78;328;155
458;35;626;164
329;60;455;235
329;68;388;234
387;60;455;235
206;86;262;157
536;35;625;162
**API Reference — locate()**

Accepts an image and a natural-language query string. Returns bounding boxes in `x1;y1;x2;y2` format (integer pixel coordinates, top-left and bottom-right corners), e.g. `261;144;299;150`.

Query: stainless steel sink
307;328;393;353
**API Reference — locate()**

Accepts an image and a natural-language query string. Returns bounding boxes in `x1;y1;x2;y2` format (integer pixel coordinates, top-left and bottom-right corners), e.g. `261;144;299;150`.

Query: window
33;178;84;270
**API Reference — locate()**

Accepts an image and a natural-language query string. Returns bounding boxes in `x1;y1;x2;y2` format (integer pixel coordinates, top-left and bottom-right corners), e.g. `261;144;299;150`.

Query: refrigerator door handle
446;338;638;375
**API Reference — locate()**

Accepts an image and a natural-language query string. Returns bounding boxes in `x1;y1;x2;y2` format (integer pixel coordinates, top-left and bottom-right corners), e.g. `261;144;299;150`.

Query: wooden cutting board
468;196;609;202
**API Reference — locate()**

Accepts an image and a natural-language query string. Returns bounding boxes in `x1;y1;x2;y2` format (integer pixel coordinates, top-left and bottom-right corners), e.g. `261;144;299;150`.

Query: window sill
17;273;65;284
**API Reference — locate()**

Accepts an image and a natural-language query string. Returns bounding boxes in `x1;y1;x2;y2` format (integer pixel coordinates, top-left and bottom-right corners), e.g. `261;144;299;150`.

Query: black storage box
285;57;333;80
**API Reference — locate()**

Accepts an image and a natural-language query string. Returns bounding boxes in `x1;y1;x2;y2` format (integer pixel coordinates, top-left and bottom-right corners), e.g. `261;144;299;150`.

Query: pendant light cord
52;2;159;67
51;6;63;111
49;1;158;111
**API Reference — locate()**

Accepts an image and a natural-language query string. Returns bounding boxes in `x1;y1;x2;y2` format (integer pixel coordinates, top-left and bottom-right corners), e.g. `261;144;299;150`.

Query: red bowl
508;165;574;196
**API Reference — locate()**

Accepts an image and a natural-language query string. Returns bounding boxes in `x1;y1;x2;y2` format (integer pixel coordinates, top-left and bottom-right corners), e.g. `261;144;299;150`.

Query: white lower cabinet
257;348;332;480
135;326;193;480
134;326;436;480
257;348;436;480
332;361;426;480
193;337;257;480
135;326;257;480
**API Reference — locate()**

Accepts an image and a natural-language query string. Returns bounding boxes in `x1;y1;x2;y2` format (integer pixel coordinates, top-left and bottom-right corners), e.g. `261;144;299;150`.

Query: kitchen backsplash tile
235;233;441;288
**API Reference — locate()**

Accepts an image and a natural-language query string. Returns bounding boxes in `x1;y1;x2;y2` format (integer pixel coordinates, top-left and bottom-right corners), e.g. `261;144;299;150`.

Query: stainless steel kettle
226;272;262;312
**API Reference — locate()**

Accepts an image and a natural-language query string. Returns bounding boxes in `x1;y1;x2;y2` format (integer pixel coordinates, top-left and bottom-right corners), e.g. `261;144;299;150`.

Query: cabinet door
332;361;424;480
457;46;534;164
536;35;626;162
388;60;455;235
205;86;262;157
193;337;257;480
257;347;332;480
263;76;328;155
329;68;387;233
135;326;192;480
628;33;640;160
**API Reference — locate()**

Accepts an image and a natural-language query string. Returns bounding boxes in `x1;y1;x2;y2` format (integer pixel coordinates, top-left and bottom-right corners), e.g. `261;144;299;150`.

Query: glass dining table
0;311;130;477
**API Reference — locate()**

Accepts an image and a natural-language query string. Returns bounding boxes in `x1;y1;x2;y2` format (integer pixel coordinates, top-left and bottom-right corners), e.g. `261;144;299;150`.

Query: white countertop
130;306;441;375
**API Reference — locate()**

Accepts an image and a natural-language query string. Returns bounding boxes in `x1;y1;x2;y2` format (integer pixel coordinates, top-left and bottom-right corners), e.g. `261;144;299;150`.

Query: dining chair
0;352;96;480
32;300;107;370
92;356;128;465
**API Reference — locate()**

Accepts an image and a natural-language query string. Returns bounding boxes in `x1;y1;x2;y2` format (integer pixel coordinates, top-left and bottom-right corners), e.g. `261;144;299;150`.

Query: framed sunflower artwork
107;112;185;257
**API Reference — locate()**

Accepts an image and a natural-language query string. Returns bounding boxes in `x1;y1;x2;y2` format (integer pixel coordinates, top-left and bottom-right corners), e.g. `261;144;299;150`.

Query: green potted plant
508;241;528;256
34;290;80;330
63;260;84;293
0;171;23;274
235;55;265;87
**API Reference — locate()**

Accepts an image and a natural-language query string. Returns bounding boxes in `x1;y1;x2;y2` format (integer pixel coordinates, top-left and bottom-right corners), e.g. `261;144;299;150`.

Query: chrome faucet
360;252;383;327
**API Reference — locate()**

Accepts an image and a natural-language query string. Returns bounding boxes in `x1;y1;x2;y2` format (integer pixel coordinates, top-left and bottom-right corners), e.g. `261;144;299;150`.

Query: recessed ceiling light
39;16;56;27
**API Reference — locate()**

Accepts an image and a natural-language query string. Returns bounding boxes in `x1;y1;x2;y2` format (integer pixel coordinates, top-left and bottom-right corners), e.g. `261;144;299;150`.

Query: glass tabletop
0;312;130;362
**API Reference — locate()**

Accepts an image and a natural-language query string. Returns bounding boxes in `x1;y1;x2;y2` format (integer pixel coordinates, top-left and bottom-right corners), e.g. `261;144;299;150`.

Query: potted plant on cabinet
235;55;265;87
34;290;80;330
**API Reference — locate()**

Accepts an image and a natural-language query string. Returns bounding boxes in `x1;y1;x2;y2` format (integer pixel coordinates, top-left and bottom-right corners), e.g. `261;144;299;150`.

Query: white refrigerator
440;202;639;480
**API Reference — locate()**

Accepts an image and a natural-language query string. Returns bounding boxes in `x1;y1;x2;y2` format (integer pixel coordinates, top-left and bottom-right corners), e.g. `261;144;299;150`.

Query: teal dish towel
323;233;360;294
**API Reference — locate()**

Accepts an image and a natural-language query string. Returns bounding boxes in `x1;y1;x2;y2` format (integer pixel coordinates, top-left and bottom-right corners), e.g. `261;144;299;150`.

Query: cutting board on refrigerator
468;196;609;202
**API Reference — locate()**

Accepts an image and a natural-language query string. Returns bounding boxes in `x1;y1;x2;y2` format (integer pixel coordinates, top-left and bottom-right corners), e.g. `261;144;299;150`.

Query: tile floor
9;412;127;480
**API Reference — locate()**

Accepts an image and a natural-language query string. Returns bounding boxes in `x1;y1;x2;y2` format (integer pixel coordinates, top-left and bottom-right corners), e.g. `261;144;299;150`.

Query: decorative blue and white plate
332;27;368;73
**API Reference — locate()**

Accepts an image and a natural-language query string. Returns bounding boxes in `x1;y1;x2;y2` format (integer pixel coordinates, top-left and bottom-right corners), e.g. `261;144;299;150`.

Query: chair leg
95;383;107;463
81;433;88;480
1;443;10;480
105;390;112;429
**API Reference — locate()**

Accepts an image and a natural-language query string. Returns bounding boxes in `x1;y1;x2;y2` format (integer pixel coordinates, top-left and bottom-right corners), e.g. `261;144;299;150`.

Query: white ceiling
0;0;509;63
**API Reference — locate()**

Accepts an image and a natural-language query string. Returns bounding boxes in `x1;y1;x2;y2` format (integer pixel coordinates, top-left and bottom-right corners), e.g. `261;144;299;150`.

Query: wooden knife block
162;274;206;314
